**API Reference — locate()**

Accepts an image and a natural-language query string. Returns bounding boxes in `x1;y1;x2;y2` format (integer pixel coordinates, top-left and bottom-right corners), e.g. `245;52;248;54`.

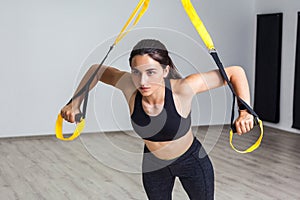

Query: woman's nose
140;73;148;85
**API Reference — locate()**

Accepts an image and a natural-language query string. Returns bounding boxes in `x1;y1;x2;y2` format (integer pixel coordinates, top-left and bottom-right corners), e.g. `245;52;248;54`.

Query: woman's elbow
228;66;246;79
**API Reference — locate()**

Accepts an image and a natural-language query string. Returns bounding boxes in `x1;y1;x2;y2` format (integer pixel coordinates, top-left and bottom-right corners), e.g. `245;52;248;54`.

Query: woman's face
130;54;169;96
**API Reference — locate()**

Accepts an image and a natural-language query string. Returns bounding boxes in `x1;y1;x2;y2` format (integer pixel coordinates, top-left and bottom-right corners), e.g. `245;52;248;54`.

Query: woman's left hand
234;110;254;135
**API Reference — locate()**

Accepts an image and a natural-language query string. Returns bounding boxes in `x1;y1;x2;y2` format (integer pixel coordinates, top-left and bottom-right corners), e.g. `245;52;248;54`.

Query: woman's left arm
183;66;254;134
225;66;254;135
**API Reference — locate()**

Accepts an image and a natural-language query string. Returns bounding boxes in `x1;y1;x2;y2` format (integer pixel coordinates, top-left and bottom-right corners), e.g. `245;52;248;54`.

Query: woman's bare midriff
143;129;194;160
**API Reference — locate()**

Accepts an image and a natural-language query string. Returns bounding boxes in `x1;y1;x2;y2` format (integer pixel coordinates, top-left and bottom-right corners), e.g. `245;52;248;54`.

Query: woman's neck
142;83;165;106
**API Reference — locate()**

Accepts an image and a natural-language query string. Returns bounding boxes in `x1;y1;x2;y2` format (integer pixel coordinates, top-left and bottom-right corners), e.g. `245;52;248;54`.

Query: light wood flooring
0;125;300;200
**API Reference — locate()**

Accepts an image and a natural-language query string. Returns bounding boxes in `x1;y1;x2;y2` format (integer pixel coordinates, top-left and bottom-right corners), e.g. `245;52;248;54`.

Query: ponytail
166;56;182;79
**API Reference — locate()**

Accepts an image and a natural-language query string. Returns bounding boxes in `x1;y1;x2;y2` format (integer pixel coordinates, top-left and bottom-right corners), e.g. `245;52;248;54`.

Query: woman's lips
140;86;150;92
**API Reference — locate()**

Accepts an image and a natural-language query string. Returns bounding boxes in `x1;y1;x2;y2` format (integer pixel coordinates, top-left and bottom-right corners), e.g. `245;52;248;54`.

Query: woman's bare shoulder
98;65;136;102
170;78;195;98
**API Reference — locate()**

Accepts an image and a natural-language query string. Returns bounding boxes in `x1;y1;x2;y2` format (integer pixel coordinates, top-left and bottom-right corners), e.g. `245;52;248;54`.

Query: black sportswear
131;79;191;142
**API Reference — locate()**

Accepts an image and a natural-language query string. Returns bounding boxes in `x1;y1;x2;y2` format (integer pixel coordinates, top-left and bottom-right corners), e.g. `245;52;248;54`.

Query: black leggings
142;137;214;200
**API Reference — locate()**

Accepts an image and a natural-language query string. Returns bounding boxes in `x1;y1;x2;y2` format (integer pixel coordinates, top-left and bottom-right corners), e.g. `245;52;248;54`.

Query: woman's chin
139;89;152;96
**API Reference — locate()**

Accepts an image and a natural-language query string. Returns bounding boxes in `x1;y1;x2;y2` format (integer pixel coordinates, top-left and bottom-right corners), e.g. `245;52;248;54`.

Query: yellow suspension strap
55;0;150;141
181;0;263;153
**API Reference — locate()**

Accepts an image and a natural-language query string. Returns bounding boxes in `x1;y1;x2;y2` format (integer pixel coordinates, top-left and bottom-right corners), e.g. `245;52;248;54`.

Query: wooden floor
1;125;300;200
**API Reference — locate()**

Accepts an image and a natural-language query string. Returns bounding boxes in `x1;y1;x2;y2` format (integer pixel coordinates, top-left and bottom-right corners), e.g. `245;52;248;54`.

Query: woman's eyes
131;70;140;75
131;70;156;75
147;71;155;75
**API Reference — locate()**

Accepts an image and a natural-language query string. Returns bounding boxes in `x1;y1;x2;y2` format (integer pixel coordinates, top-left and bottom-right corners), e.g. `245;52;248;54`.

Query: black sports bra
130;79;191;142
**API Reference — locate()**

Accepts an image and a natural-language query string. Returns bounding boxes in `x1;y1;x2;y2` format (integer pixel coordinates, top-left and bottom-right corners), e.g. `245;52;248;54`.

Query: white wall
254;0;300;134
0;0;255;137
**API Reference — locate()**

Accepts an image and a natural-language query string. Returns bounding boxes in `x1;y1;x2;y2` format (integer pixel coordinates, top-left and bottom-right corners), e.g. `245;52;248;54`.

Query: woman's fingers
60;105;78;123
235;112;254;135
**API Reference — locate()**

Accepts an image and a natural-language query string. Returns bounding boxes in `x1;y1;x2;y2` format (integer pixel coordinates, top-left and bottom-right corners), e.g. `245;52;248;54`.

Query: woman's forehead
131;54;160;68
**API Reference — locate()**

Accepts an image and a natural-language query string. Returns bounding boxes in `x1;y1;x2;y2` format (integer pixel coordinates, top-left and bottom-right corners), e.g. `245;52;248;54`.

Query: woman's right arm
60;64;133;123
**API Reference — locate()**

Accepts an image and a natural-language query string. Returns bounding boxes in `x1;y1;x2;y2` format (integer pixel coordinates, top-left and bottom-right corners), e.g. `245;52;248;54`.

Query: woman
61;39;254;200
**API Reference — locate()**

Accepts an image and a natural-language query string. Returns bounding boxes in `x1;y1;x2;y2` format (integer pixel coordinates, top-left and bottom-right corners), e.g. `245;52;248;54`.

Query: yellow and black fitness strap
55;0;150;141
181;0;263;153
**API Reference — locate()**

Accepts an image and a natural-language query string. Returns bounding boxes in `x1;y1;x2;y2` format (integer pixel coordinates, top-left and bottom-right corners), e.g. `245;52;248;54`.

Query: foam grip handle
229;119;264;154
55;114;85;141
75;113;83;123
231;126;237;133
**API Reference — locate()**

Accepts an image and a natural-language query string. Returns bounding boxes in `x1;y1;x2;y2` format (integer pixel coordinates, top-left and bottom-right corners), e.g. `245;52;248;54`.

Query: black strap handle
209;51;259;132
66;45;115;122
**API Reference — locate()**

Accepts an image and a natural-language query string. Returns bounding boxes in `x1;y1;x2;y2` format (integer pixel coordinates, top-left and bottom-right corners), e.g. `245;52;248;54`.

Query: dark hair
129;39;182;79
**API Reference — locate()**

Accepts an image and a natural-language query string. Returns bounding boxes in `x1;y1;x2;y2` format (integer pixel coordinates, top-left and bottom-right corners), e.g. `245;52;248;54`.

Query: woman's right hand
60;104;81;123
